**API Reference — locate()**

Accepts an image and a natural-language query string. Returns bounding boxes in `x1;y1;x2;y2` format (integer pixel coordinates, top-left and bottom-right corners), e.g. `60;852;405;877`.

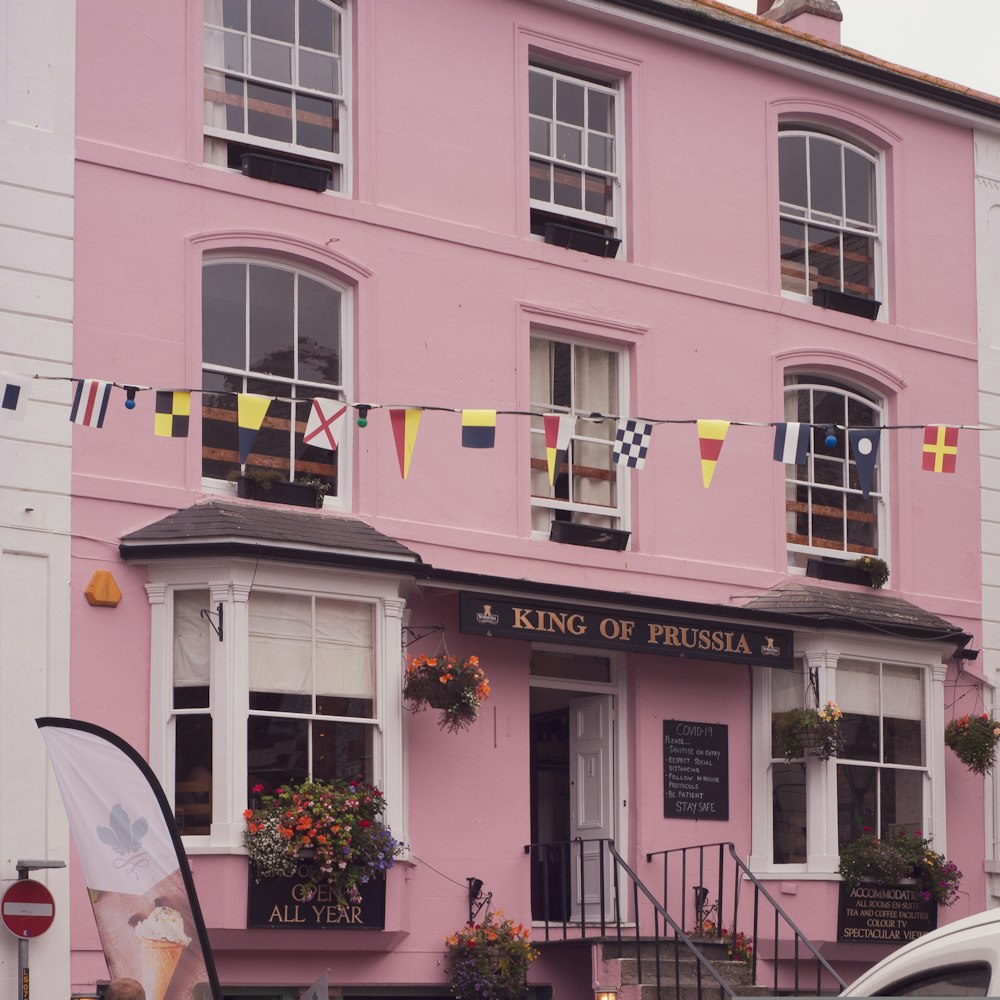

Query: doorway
528;649;622;923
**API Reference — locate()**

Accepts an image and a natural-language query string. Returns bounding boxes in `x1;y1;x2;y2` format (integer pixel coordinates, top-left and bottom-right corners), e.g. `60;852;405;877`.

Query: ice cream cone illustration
133;906;191;1000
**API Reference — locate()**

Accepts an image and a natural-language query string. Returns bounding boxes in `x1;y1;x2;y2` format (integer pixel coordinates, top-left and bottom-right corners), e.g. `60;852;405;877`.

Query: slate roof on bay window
740;582;968;643
119;500;421;569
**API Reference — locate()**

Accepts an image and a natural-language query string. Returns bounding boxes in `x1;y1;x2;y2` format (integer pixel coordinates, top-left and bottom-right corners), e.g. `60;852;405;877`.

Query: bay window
753;637;946;876
146;561;407;848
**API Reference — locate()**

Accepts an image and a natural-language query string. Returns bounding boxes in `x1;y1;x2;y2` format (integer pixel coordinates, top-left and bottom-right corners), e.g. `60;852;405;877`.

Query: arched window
201;258;348;502
783;373;884;568
779;129;881;306
204;0;348;191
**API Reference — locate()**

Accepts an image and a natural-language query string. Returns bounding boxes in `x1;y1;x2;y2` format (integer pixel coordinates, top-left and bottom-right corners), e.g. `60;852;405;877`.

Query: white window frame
145;559;407;853
203;0;350;194
529;332;630;535
200;255;353;511
750;633;948;878
778;128;885;309
783;374;886;569
528;62;624;241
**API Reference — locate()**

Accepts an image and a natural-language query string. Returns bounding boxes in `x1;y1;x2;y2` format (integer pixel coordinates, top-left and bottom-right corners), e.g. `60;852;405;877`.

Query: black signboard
838;882;937;943
663;720;729;820
460;593;793;668
247;862;386;930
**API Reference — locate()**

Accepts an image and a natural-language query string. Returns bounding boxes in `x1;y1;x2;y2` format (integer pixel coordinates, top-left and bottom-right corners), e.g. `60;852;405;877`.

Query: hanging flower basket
445;910;539;1000
403;654;490;733
773;702;844;762
945;713;1000;775
242;778;404;903
838;828;962;906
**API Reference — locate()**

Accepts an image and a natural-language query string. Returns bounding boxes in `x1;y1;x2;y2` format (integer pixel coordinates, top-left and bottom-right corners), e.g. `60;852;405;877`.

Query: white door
569;693;615;921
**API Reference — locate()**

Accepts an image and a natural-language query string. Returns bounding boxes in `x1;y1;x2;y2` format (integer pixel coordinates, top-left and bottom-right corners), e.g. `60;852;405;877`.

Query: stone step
619;957;755;987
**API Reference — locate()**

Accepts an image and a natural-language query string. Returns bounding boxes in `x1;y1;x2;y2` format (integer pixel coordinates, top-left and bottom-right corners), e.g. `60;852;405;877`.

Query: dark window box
240;152;332;192
236;476;324;508
542;221;621;259
805;558;870;586
812;288;882;320
549;520;630;551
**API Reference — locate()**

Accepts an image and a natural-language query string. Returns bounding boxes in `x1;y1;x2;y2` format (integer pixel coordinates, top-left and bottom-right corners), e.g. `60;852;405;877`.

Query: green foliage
944;714;1000;775
445;910;539;1000
838;828;962;906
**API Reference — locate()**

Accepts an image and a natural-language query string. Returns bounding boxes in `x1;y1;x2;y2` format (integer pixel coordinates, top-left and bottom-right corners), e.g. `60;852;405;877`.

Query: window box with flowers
773;701;844;761
445;910;539;1000
243;778;404;905
838;828;962;906
403;654;490;733
945;713;1000;775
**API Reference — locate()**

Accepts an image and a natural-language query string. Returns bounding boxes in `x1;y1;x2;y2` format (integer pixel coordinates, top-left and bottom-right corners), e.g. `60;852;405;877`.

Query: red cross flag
304;398;348;451
922;426;958;474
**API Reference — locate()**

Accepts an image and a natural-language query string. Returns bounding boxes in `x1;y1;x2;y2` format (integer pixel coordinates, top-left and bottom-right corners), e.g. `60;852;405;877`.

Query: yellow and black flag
154;390;191;438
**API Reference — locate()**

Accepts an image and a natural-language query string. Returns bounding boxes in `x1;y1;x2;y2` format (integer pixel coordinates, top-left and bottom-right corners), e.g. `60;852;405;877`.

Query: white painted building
0;0;74;995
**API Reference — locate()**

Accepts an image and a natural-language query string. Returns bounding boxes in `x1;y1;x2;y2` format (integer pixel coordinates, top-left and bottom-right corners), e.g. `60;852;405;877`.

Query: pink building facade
64;0;1000;996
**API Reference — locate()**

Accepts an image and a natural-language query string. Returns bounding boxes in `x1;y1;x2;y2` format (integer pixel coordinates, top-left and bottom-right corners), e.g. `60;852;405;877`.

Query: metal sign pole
12;860;65;1000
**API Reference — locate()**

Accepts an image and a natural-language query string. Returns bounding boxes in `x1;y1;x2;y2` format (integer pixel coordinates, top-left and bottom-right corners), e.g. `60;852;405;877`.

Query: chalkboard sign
663;720;729;820
838;882;937;943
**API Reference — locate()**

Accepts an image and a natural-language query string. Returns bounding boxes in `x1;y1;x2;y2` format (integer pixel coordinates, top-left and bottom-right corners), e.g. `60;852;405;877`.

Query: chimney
756;0;843;45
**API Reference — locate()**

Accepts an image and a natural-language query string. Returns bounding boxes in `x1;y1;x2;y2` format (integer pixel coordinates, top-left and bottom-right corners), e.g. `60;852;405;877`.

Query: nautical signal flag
462;409;496;448
543;413;574;484
773;422;810;465
390;408;422;479
154;390;191;437
0;372;29;421
304;398;348;451
922;425;958;474
848;428;881;498
70;379;112;428
237;393;271;464
697;419;730;488
614;418;654;470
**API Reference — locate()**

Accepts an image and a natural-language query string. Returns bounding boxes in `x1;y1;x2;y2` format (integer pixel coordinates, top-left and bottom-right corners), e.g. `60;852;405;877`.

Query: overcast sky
723;0;1000;98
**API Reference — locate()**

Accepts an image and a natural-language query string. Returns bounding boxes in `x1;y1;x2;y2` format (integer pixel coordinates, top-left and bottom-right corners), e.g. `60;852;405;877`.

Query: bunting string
0;372;987;485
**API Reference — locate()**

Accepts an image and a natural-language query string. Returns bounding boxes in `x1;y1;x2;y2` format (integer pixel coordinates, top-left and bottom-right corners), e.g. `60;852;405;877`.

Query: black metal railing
525;839;737;999
645;842;846;996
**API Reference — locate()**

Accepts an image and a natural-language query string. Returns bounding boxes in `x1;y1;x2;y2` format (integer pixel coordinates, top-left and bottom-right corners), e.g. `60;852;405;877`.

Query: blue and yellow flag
237;394;271;464
461;409;497;449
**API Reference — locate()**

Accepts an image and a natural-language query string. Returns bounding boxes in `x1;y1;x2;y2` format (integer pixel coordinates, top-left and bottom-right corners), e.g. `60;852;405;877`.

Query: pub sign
460;593;793;667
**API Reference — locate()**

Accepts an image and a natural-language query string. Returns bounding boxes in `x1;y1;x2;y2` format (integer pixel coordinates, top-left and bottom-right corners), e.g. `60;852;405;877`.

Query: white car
841;908;1000;996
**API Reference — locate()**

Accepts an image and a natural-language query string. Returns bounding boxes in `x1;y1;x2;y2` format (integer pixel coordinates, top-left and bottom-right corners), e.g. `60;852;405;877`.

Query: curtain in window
173;590;211;687
248;592;373;699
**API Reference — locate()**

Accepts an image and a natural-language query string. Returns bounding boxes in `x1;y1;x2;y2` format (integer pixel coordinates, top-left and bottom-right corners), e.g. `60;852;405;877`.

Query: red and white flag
304;398;348;451
70;379;113;428
37;718;222;1000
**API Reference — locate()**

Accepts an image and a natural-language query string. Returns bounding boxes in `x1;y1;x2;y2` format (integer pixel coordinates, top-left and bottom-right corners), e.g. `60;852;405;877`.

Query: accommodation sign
459;593;792;667
838;882;937;943
664;720;729;820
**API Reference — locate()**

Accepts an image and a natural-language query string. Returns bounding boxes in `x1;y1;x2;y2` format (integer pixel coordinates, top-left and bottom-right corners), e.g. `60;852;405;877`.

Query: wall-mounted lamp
594;991;618;1000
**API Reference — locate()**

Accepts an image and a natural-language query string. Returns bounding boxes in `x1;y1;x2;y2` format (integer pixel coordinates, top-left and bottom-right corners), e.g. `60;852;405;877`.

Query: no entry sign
1;880;55;938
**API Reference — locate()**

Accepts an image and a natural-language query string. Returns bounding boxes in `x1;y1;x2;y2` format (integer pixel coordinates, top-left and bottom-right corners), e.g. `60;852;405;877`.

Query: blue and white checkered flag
613;418;654;469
